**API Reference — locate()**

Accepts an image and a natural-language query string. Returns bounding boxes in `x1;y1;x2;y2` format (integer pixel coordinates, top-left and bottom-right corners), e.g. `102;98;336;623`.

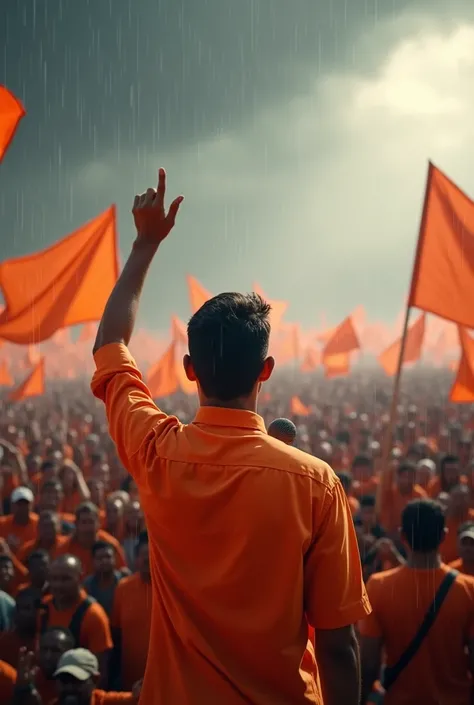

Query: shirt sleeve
81;603;114;654
91;343;180;483
304;479;372;630
358;577;383;638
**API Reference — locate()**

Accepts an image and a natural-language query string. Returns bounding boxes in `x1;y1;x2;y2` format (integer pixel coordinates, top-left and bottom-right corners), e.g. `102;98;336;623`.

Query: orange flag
0;86;25;162
9;358;45;401
171;315;188;346
78;322;98;343
25;344;40;367
187;276;212;314
0;206;118;344
0;360;13;387
378;313;426;377
253;284;288;332
450;328;474;402
324;353;350;379
290;396;310;416
409;163;474;328
273;323;300;364
322;315;360;361
147;341;179;398
300;347;320;372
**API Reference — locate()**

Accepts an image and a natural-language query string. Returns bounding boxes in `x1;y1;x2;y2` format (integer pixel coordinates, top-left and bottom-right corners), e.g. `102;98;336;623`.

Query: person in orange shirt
379;461;427;535
35;627;75;705
449;523;474;576
57;503;126;578
359;498;474;705
42;555;112;685
59;461;91;515
111;531;151;690
37;480;76;532
415;458;436;491
337;471;360;517
0;487;38;554
90;169;370;705
441;484;474;564
0;659;17;704
351;454;379;498
19;511;69;564
101;497;125;542
428;453;466;497
16;549;51;596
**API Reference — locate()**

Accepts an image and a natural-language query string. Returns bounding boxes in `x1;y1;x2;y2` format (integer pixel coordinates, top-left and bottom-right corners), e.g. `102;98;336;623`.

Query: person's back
360;498;474;705
91;168;370;704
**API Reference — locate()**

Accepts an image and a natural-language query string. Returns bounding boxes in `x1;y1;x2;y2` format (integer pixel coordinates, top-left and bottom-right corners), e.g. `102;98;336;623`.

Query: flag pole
376;162;433;514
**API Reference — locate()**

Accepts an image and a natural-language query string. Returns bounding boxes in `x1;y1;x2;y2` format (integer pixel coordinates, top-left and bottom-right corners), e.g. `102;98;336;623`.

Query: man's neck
97;571;115;586
13;515;29;526
407;551;441;569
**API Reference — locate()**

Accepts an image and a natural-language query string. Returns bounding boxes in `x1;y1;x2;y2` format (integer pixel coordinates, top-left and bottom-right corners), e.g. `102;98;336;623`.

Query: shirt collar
193;406;266;433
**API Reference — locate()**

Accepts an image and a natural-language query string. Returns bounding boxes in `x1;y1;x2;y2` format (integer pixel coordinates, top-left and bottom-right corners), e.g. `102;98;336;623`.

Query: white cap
417;458;436;473
11;486;34;504
459;528;474;542
54;649;99;681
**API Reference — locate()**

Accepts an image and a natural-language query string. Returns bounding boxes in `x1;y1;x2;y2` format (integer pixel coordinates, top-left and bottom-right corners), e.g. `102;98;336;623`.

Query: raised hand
132;168;183;245
16;648;38;689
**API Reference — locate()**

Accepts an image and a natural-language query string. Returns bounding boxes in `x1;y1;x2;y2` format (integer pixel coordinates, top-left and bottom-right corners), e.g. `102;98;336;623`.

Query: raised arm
93;168;183;354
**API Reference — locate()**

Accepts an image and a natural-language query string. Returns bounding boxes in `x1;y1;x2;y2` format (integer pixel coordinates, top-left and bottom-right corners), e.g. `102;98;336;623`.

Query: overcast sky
1;0;474;332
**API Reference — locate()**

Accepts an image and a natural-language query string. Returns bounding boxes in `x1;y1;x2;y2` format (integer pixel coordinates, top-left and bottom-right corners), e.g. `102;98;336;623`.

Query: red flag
0;86;25;162
0;207;119;344
322;316;360;361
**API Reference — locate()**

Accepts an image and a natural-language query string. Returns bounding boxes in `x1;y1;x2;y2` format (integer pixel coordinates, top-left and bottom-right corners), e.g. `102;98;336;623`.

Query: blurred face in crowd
38;629;74;678
448;485;471;518
28;552;50;589
13;498;31;524
359;503;377;531
60;465;77;493
56;674;96;705
0;556;14;593
15;591;38;634
459;534;474;565
40;482;64;512
443;459;461;486
49;557;81;607
396;467;416;496
125;501;144;535
416;461;434;490
75;509;99;546
105;498;123;529
87;479;105;508
38;511;60;544
93;545;115;578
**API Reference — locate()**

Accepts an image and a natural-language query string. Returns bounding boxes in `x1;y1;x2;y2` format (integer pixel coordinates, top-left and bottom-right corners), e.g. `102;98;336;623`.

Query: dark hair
27;549;49;566
92;540;114;556
441;454;459;469
397;461;417;476
40;627;75;649
41;479;62;491
0;555;13;566
360;495;376;508
351;454;372;469
401;499;445;552
187;293;271;401
135;530;149;556
336;472;352;493
40;461;57;474
75;501;99;520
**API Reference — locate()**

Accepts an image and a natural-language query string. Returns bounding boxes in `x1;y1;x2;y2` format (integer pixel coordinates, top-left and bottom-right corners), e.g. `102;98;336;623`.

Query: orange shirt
18;535;69;564
348;495;360;517
60;491;83;515
359;564;474;705
0;659;16;703
449;557;474;576
91;343;370;705
352;475;379;499
441;509;474;564
41;589;113;654
111;572;152;689
0;513;39;554
56;530;126;578
380;485;427;534
427;474;468;498
48;691;135;705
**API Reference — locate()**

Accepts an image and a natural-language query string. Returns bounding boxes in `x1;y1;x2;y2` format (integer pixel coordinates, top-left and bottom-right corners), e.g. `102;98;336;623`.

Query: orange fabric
9;551;29;593
57;530;126;578
111;573;152;689
324;352;350;379
348;496;360;518
8;358;45;401
290;396;310;416
0;513;39;554
49;690;135;705
59;492;82;515
253;283;288;332
440;509;474;563
170;315;187;346
322;315;359;360
0;659;16;703
379;485;427;534
352;475;379;499
91;342;371;705
18;535;69;563
378;313;426;377
427;474;468;498
186;275;212;313
0;360;13;387
408;163;474;328
359;564;474;705
41;589;112;654
0;86;25;162
449;558;474;576
0;206;118;344
450;327;474;402
274;323;300;364
147;341;179;398
300;348;320;372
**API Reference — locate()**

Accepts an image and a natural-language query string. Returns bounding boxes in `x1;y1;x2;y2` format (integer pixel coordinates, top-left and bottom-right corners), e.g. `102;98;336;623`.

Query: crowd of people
0;363;472;704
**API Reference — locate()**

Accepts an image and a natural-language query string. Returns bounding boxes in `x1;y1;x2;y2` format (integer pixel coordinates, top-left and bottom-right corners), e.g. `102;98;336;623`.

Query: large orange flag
290;396;310;416
324;353;350;379
322;315;360;361
9;358;45;401
409;164;474;328
450;327;474;402
187;276;212;314
0;86;25;162
0;207;118;344
378;313;426;377
147;341;179;398
0;360;13;387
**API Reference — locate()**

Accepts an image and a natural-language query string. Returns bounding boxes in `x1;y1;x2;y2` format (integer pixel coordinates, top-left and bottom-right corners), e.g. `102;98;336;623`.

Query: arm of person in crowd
305;479;371;705
11;648;42;705
66;460;91;502
91;170;184;482
0;440;28;486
